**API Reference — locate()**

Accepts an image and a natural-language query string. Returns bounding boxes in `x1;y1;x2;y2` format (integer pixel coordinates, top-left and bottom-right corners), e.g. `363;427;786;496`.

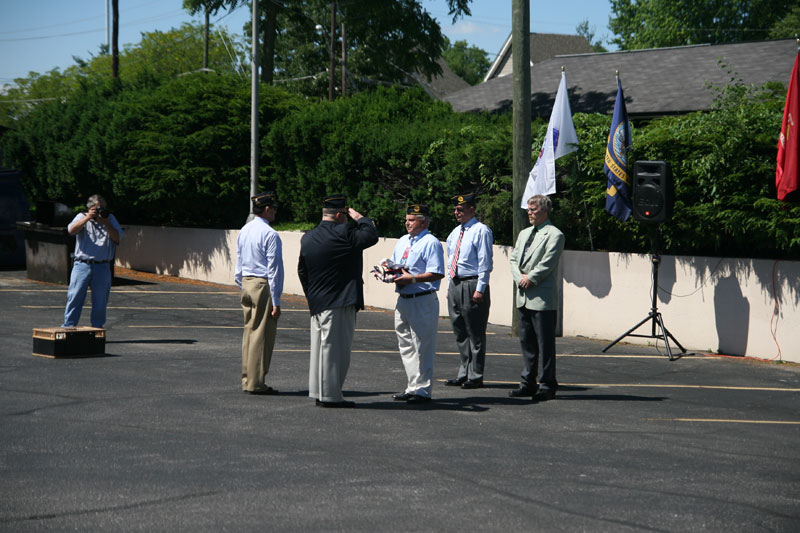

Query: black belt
399;289;434;299
451;275;478;284
75;258;111;264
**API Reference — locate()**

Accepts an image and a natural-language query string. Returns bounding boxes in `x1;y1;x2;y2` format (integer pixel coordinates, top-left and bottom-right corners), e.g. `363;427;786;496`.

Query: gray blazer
509;220;565;311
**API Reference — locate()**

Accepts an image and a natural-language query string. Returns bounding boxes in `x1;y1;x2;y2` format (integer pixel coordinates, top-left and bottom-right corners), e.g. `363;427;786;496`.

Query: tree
241;0;465;97
575;19;608;53
182;0;245;72
441;37;491;85
0;24;245;130
769;5;800;38
609;0;796;50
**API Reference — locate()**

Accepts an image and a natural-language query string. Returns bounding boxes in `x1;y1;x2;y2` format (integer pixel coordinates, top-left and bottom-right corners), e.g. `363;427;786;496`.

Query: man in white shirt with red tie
444;192;494;389
390;203;445;404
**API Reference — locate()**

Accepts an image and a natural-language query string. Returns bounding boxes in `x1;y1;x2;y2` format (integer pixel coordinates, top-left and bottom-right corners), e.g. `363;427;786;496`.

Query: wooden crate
32;327;106;358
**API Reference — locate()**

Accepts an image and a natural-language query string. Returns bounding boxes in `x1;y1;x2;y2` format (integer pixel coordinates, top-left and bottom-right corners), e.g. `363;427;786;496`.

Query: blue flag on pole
604;79;632;221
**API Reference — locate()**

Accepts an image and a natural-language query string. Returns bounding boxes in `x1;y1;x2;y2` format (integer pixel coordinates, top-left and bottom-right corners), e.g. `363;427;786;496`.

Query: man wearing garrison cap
298;194;379;408
235;192;284;395
389;203;445;404
444;192;494;389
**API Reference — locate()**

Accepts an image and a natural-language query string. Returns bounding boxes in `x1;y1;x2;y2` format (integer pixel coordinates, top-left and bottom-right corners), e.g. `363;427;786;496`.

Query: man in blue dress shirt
390;204;445;404
235;192;284;395
444;192;494;389
62;194;123;329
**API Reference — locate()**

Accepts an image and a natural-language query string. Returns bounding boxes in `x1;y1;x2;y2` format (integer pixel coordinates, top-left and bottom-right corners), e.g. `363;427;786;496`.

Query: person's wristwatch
411;275;417;284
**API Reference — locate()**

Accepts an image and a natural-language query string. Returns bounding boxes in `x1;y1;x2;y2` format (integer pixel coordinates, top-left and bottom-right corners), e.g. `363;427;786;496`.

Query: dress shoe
393;392;413;401
461;379;483;389
319;400;356;408
444;377;466;386
532;389;556;402
244;386;279;395
508;386;534;398
406;394;432;404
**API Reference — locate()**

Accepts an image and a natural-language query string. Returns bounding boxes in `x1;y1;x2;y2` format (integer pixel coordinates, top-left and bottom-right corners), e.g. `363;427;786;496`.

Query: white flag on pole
521;71;578;207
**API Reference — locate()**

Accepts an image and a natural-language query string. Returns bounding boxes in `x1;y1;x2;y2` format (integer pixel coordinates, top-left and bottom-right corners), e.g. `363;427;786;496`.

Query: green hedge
1;75;797;258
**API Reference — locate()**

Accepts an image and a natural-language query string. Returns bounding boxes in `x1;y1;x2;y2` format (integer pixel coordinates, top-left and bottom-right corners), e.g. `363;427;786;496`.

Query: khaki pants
308;305;356;402
241;276;278;392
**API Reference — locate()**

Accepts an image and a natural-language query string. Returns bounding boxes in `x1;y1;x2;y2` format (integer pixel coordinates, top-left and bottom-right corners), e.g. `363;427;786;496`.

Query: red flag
777;52;799;201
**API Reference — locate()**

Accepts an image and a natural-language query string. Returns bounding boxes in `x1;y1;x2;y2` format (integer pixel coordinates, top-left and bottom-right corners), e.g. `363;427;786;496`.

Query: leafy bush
2;74;797;258
264;86;512;240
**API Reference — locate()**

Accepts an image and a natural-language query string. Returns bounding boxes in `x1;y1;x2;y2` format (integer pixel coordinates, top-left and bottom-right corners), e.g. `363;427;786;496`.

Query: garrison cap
323;194;347;209
406;203;430;216
452;192;477;206
252;191;277;208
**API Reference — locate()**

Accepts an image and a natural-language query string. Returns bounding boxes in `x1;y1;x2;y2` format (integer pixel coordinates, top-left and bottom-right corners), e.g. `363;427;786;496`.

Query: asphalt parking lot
1;268;799;531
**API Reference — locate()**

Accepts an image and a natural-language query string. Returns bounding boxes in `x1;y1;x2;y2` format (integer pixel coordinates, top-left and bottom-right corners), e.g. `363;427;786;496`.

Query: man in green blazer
508;195;565;402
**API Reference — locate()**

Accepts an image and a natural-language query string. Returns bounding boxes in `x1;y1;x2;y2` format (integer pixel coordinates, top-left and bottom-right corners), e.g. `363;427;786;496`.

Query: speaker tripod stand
602;231;686;360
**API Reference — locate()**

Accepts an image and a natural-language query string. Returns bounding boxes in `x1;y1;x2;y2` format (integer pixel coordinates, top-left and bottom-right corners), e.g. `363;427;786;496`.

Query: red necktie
448;226;464;279
401;237;413;264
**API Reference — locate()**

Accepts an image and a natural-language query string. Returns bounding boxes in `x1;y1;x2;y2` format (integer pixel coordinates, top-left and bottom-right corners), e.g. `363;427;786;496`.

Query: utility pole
111;0;119;78
341;22;346;97
203;7;209;72
329;2;336;101
511;0;531;334
250;0;259;214
512;0;531;242
105;0;109;52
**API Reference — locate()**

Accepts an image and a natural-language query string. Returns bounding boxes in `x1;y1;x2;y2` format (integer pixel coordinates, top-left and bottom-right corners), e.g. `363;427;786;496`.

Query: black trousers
517;307;558;392
447;279;490;381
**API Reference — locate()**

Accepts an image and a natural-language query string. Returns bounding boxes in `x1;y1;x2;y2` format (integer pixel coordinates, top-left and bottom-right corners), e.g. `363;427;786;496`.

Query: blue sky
0;0;615;86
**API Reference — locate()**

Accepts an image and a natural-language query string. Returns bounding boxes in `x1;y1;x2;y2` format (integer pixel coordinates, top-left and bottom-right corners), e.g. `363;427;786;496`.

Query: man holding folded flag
604;77;633;221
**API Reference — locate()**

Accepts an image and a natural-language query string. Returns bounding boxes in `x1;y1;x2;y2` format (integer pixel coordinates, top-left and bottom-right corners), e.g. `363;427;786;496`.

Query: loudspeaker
632;161;673;222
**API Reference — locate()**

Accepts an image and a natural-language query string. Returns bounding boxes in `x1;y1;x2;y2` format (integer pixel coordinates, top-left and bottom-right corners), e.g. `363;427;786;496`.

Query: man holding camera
62;194;123;328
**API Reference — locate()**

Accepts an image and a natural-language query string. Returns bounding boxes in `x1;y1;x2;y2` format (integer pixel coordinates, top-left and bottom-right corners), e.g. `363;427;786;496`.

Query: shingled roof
445;39;797;119
485;33;595;81
411;57;471;100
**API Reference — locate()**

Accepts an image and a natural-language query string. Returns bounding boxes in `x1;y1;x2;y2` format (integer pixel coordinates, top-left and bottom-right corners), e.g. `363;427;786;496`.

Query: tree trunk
112;0;119;78
261;0;277;84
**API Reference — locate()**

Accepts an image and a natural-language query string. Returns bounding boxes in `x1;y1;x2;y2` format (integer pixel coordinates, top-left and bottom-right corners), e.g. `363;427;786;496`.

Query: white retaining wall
116;225;799;362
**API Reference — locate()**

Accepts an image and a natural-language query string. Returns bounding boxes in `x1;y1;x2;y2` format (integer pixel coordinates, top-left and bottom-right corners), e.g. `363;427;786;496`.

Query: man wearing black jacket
298;194;379;408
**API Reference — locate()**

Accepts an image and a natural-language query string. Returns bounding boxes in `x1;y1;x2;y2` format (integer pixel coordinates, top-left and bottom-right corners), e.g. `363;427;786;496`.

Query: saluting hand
347;208;364;222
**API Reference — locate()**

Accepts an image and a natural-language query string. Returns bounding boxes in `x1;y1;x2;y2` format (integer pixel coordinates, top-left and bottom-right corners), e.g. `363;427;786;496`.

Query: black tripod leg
661;322;687;355
602;313;654;353
653;312;675;360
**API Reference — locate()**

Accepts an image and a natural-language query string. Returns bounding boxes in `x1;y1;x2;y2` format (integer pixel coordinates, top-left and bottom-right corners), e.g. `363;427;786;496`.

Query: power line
0;10;188;42
0;0;168;36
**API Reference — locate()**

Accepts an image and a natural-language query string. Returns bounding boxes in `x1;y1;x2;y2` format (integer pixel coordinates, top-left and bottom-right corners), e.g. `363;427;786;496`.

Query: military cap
406;203;430;216
452;192;477;206
323;194;347;209
252;191;277;208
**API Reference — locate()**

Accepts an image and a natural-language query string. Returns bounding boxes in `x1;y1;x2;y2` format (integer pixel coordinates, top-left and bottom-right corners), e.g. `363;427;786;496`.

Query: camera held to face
96;206;109;218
